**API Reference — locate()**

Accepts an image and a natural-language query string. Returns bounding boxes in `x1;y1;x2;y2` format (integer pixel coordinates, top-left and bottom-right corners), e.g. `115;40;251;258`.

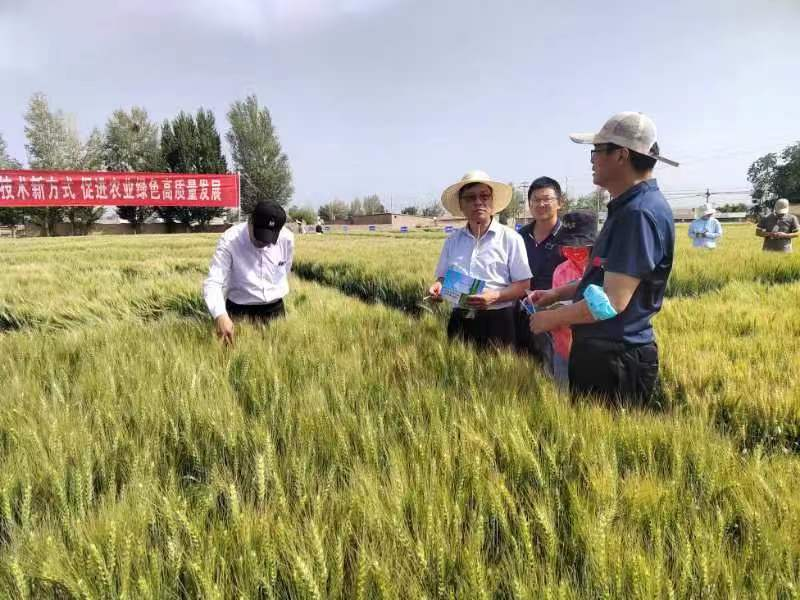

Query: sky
1;0;799;210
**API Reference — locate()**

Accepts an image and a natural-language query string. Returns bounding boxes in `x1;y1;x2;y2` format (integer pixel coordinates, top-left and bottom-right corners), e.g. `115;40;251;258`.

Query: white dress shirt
434;218;532;309
203;223;295;319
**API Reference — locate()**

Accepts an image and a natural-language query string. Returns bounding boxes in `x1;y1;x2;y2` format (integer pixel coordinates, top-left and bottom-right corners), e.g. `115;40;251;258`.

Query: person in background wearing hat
528;112;678;406
546;211;597;385
203;199;294;345
514;177;567;367
428;170;532;349
756;199;799;252
688;204;723;249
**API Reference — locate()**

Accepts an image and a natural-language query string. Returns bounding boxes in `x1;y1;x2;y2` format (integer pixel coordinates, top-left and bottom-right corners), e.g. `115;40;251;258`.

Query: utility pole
705;188;711;205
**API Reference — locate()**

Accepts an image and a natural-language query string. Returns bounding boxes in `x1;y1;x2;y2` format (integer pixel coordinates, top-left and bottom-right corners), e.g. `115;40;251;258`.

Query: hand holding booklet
441;268;486;308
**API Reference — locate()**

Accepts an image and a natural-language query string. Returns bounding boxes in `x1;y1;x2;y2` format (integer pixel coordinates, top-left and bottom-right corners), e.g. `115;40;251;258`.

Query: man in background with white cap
203;199;294;345
756;199;799;252
527;112;677;406
428;170;532;349
688;204;723;249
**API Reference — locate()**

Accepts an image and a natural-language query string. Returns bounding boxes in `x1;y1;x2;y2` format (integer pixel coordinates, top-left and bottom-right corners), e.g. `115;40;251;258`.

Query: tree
287;205;317;224
348;198;364;217
747;143;800;211
24;93;83;236
362;194;385;214
104;107;161;232
773;142;800;205
747;153;779;206
717;203;749;213
226;95;293;214
0;133;21;169
401;206;418;215
155;121;184;231
24;93;103;236
158;110;228;231
192;109;228;230
566;194;598;212
0;133;24;233
564;188;605;213
422;202;444;218
159;114;198;230
0;205;24;231
498;186;525;224
318;200;349;222
65;128;106;235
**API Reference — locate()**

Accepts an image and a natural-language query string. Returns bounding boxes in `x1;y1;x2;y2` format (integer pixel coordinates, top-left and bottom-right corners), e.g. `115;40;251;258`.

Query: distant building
672;208;696;223
438;213;468;229
331;213;436;230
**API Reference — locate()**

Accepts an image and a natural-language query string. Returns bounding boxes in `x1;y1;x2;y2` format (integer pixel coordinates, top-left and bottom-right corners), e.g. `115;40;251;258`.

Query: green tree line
0;93;293;235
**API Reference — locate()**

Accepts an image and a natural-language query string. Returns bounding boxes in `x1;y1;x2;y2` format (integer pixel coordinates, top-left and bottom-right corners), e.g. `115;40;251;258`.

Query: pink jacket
551;259;586;359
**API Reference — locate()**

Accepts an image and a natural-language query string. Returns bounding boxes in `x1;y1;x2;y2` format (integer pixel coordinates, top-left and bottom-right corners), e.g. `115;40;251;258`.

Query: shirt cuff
206;296;228;319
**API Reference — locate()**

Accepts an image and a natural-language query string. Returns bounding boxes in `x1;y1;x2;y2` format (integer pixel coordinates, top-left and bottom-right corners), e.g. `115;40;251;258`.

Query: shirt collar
460;217;500;240
607;179;659;214
529;218;561;242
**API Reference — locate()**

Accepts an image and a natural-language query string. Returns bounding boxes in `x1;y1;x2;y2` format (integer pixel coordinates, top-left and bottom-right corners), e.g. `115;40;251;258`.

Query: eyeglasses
591;144;620;159
529;197;556;205
461;192;493;204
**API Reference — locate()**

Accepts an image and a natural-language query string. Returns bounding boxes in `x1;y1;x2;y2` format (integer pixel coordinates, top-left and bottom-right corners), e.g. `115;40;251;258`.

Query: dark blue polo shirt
518;220;566;290
572;180;674;345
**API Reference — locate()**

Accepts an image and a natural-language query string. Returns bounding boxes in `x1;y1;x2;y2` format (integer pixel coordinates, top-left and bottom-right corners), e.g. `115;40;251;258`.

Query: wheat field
1;224;799;598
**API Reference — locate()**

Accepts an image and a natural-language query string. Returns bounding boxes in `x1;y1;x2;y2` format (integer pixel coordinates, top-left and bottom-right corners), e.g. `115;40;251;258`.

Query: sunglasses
590;144;622;159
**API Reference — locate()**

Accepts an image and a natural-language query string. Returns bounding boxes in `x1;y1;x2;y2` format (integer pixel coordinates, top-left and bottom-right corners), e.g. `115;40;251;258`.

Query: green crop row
2;272;800;597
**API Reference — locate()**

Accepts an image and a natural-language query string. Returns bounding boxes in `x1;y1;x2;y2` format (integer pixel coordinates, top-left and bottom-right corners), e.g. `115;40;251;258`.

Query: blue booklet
441;269;486;308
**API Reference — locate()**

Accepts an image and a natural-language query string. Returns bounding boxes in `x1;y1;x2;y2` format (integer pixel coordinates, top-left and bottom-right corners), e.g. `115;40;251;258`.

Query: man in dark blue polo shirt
514;177;566;366
528;112;678;406
518;177;567;290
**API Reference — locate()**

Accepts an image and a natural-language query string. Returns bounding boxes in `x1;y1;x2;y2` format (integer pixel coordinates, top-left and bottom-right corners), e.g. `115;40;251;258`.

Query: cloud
0;0;401;70
149;0;399;40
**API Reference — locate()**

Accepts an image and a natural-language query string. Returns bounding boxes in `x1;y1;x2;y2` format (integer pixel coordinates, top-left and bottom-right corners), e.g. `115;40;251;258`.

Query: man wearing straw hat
528;112;678;406
688;204;723;249
428;170;532;349
756;199;799;252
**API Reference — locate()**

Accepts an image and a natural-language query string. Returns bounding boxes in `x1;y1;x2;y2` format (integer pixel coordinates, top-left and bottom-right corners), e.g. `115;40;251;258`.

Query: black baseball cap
251;200;286;245
559;211;597;247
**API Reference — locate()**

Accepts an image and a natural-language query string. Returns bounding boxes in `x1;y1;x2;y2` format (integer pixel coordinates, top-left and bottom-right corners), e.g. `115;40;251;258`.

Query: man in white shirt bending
203;200;294;345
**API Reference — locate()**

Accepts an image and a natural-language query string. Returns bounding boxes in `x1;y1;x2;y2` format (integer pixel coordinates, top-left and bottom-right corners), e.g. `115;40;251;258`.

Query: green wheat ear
1;229;800;597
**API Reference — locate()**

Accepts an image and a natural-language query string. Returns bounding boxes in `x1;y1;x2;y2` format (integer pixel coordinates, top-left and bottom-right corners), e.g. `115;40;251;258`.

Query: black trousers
568;337;659;407
225;299;285;323
514;309;554;372
447;306;516;350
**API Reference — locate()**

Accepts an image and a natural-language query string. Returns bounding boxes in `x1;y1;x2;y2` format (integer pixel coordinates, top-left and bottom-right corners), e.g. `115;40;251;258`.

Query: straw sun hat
440;170;512;217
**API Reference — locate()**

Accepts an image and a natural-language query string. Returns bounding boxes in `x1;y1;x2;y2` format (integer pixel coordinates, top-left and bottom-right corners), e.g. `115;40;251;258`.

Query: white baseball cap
775;198;790;215
570;112;679;167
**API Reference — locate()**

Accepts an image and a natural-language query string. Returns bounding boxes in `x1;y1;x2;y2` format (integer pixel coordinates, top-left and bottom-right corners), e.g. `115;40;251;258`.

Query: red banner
0;170;239;208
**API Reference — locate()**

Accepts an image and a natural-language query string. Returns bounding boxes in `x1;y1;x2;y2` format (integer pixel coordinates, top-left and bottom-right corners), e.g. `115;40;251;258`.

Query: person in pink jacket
549;211;598;384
